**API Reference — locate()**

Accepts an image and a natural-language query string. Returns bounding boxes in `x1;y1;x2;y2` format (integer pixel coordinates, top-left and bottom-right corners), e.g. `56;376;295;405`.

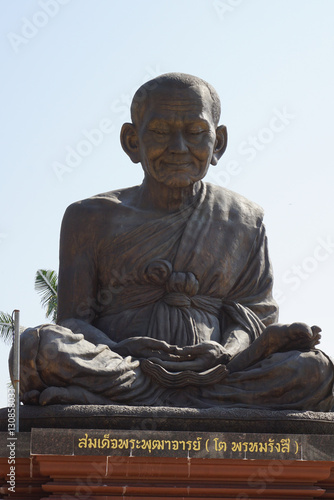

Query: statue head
121;72;228;188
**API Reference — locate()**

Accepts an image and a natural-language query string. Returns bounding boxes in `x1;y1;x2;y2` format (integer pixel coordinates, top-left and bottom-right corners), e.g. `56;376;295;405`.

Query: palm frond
0;311;14;343
46;295;58;323
35;269;58;322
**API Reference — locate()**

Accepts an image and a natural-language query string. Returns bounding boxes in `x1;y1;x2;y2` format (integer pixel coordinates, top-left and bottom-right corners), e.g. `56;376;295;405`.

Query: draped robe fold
17;182;334;410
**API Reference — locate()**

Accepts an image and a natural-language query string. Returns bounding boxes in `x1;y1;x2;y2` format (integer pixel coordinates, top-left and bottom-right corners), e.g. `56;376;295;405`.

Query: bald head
130;73;221;128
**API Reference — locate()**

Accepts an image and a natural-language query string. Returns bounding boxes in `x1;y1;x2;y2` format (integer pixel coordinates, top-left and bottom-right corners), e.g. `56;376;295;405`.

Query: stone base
0;404;334;434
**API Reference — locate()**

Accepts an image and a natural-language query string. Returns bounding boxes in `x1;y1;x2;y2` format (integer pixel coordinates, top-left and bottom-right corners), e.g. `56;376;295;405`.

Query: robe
58;181;277;344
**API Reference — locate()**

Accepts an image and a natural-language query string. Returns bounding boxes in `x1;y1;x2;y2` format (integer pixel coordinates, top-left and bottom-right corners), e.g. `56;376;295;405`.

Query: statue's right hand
112;337;180;360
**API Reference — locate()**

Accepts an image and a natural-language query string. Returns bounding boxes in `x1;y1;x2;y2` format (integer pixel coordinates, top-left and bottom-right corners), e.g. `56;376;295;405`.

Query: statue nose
168;131;188;153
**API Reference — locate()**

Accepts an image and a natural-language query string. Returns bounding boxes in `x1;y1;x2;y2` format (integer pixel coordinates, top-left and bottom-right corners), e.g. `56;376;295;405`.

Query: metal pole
12;310;20;433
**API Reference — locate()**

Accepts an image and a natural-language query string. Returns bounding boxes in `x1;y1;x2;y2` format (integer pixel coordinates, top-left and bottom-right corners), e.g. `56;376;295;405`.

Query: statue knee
305;349;334;379
11;327;48;397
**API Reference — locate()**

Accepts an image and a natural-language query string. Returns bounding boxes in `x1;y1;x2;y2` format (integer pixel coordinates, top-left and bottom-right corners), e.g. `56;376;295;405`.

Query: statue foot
22;390;41;405
39;387;73;405
263;323;321;354
227;323;321;374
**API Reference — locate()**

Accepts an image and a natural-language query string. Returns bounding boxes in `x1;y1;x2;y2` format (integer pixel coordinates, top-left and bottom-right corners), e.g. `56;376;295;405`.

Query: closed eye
188;128;205;135
149;129;169;135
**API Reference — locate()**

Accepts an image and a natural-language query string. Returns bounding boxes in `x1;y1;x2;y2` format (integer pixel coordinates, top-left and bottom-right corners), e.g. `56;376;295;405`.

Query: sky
1;0;334;408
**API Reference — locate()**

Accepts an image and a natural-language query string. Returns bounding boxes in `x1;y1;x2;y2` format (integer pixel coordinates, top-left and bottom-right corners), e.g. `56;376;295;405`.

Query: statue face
136;85;218;188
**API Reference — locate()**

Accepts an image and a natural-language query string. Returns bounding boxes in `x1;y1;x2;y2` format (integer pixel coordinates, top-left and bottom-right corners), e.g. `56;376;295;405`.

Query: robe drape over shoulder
17;182;334;410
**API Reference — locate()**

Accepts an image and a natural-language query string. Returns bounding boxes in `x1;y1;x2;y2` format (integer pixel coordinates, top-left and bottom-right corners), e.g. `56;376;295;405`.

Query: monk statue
14;73;334;410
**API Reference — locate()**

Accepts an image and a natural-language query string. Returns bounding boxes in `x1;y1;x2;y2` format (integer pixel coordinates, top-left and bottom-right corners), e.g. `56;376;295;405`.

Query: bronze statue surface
14;73;334;410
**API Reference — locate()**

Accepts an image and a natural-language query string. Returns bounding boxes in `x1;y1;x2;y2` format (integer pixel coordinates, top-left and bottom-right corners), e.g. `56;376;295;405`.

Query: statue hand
112;336;180;360
263;322;321;353
148;340;231;372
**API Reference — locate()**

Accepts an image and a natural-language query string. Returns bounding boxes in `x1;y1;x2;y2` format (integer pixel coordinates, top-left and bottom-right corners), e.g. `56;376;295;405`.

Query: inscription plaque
30;428;334;461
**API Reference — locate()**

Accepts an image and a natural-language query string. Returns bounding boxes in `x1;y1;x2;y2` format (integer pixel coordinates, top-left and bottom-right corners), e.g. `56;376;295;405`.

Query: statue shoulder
63;186;139;222
205;182;264;228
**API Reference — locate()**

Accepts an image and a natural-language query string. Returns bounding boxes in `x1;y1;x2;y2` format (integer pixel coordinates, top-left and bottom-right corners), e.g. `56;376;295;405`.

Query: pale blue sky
1;0;334;407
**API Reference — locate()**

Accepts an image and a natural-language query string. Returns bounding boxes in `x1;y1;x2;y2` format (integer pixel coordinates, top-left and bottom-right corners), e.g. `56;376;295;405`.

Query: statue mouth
162;161;192;168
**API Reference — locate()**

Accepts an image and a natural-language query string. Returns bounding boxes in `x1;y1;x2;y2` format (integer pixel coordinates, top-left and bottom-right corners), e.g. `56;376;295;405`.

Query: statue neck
137;176;201;213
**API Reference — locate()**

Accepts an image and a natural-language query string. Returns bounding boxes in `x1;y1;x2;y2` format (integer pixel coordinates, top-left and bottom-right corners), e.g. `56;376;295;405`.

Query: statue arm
219;222;279;358
219;328;252;360
57;201;99;324
56;202;134;351
228;222;278;326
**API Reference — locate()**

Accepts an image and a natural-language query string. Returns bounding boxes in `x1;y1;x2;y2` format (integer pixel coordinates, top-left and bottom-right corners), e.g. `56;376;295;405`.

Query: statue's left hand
148;340;231;372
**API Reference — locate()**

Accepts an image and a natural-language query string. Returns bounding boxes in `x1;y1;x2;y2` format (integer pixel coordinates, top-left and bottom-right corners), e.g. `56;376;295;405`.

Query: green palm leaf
35;269;58;322
0;311;14;343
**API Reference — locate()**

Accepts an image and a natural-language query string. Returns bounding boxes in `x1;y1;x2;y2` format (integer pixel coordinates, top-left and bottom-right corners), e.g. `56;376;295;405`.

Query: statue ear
120;123;141;164
211;125;228;165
